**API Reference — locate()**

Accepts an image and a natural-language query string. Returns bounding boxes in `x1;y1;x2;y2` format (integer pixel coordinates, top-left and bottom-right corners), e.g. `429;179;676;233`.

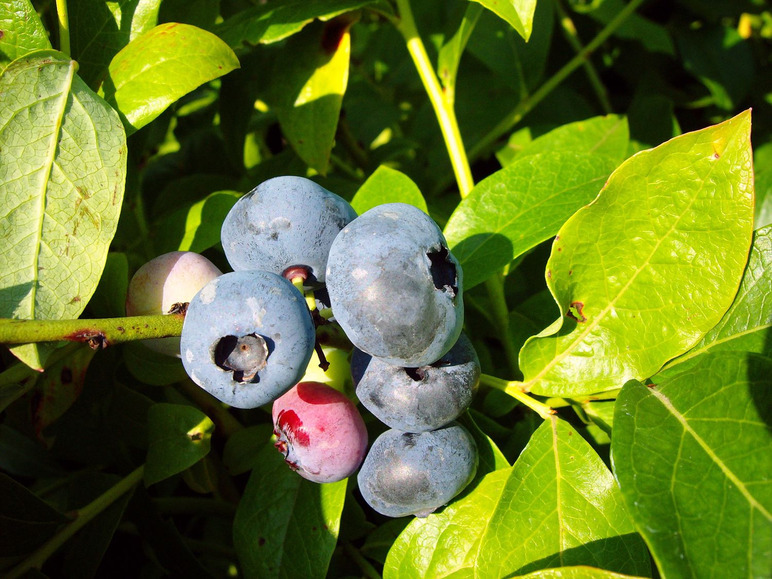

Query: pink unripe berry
126;251;222;357
272;381;368;483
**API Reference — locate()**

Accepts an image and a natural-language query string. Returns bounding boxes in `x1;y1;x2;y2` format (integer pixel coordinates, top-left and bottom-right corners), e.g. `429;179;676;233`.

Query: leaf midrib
29;59;76;319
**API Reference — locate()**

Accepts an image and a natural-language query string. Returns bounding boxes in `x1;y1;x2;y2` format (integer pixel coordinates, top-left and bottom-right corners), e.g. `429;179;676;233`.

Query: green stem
484;276;519;376
480;373;555;419
0;314;184;347
55;0;70;56
342;541;382;579
394;0;475;197
7;466;144;578
469;0;647;160
178;379;245;439
554;0;613;114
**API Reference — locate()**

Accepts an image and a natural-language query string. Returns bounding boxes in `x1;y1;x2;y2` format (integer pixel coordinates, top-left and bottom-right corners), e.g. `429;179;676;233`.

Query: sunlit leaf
612;352;772;578
351;166;428;214
519;110;754;397
0;0;50;66
465;0;537;41
0;50;127;369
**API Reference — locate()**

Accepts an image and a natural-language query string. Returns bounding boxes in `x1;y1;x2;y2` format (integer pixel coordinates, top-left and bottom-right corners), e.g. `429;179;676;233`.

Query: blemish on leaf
258;538;266;547
547;270;552;279
61;367;73;384
321;16;355;53
0;31;4;40
68;295;81;304
566;301;587;323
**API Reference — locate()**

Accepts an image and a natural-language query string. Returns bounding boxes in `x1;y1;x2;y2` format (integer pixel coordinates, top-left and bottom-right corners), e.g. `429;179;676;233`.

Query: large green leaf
216;0;377;50
0;50;127;369
70;0;161;87
754;141;772;229
266;19;352;174
466;0;537;41
0;0;50;66
514;568;647;578
612;352;772;578
351;166;428;215
100;22;239;134
233;443;346;579
444;152;618;289
519;110;754;397
385;418;649;578
665;224;772;368
144;403;214;486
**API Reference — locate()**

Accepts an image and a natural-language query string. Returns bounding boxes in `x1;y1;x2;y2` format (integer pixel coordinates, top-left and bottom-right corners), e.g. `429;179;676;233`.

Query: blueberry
180;271;316;409
352;333;480;432
325;203;463;367
272;381;368;483
357;423;478;518
125;251;222;357
221;176;357;283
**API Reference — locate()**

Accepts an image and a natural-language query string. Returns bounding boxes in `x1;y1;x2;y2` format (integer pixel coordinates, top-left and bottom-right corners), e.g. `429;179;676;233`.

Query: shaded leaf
754;141;772;229
144;402;214;486
0;0;50;66
122;341;188;386
0;50;127;369
519;111;754;397
266;19;352;174
216;0;378;50
88;252;129;318
579;0;673;55
351;166;428;214
100;23;239;134
70;0;161;87
612;352;772;578
0;472;69;557
444;152;617;289
466;0;537;41
437;3;483;95
233;443;346;579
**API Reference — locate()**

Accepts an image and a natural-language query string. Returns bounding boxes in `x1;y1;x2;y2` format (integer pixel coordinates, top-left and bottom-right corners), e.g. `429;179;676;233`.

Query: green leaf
611;352;772;578
216;0;378;50
88;252;129;318
351;166;428;214
386;418;650;578
266;19;352;174
0;0;50;66
519;110;755;397
233;443;347;579
444;152;618;289
0;50;127;369
514;567;647;578
466;0;537;41
665;225;772;368
579;0;674;55
122;341;188;386
754;141;772;229
437;3;483;95
154;190;240;254
70;0;161;87
0;472;69;556
144;403;214;486
222;424;273;476
517;115;630;164
100;23;239;134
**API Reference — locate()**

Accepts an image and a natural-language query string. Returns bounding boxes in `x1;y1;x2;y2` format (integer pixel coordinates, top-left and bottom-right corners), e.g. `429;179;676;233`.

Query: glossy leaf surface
0;50;127;369
520;111;754;396
101;23;239;133
0;0;50;65
386;418;649;578
444;152;617;289
612;352;772;578
233;443;346;579
466;0;537;41
351;166;428;214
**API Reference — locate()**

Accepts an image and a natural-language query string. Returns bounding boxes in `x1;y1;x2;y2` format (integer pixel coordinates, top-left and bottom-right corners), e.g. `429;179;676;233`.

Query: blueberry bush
0;0;770;577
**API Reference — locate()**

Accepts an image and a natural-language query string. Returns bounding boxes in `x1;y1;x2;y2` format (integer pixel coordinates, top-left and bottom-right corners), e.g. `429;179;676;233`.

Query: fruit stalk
479;374;555;419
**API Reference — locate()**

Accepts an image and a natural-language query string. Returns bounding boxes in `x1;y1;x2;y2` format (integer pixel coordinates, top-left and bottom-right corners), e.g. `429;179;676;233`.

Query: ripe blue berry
180;271;315;409
325;203;464;367
352;333;480;432
272;381;368;483
221;176;357;282
357;423;478;518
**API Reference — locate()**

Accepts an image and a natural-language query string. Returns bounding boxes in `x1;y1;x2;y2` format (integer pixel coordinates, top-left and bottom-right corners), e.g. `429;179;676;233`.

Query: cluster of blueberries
130;176;479;518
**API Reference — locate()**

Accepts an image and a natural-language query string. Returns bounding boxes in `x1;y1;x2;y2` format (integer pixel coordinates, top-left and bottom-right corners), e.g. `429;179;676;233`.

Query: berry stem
479;374;555;420
55;0;70;56
393;0;474;197
0;314;185;348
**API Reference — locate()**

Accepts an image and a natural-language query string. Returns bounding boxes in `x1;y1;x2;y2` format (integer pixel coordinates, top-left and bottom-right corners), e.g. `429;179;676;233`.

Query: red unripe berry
272;381;368;483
